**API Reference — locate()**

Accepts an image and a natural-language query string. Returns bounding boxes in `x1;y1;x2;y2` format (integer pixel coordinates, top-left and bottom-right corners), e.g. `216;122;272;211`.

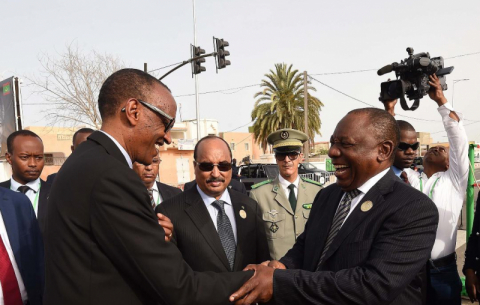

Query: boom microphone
377;64;393;76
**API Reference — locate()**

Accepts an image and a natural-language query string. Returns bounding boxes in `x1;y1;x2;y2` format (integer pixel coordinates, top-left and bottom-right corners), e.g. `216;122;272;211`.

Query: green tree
251;63;323;151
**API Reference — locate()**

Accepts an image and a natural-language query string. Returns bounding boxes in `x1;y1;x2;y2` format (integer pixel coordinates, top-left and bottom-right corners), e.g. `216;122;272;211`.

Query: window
230;143;235;151
245;143;249;151
44;154;54;165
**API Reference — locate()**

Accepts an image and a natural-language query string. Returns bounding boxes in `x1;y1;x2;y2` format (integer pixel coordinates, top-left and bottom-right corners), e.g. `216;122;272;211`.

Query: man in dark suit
0;187;44;305
230;108;439;305
0;130;51;234
133;152;182;207
46;127;95;184
156;136;269;275
184;177;247;194
44;68;252;305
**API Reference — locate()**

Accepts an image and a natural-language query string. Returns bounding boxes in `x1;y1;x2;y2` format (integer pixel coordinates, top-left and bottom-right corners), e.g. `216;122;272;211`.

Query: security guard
249;128;322;260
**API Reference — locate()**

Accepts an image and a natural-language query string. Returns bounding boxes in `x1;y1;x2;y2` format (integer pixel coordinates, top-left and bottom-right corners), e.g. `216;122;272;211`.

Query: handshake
229;260;285;305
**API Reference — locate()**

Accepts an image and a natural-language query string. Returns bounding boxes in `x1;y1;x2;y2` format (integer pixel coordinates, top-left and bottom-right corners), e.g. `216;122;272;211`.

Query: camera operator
384;74;469;305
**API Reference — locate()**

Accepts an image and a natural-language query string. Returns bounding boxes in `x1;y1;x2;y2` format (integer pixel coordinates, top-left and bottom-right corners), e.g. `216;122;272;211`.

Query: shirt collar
150;181;159;193
391;166;403;177
278;174;300;189
357;168;390;195
10;177;41;193
99;130;133;169
196;184;232;208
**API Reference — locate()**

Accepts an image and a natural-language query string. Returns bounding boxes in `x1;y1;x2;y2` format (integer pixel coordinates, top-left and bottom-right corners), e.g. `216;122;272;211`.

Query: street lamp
452;79;469;108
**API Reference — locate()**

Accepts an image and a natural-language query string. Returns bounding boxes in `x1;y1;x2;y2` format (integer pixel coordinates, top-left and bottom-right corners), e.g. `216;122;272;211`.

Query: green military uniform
250;177;322;260
249;128;322;260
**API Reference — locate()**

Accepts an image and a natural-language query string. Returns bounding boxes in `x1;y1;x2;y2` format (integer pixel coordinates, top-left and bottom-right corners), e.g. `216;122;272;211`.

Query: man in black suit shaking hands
157;136;269;274
230;108;439;305
44;69;253;305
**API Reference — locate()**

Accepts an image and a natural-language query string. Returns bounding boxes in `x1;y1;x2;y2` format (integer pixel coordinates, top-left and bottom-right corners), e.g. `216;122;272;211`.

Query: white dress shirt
341;168;390;225
407;103;469;260
99;130;133;169
10;177;41;216
150;182;163;206
0;212;28;304
278;174;300;201
197;185;237;244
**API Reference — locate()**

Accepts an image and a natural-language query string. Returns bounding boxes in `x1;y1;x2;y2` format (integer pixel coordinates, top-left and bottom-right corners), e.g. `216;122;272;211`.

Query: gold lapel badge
239;210;247;219
360;200;373;212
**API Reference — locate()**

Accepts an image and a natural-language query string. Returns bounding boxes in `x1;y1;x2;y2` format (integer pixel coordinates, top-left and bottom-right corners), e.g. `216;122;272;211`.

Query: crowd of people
0;68;477;305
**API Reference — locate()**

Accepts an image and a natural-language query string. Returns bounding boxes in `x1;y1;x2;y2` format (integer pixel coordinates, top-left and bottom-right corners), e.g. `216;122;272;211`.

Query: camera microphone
377;64;393;76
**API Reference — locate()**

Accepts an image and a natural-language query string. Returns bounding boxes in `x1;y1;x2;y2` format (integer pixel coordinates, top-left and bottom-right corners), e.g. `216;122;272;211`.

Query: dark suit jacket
44;131;252;305
0;187;44;305
156;181;182;202
46;173;56;184
274;169;439;305
0;179;51;235
464;190;480;274
184;178;247;195
156;187;270;273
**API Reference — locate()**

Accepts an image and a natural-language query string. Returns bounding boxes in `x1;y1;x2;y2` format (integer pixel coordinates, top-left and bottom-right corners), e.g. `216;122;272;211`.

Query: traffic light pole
158;53;216;81
193;0;200;140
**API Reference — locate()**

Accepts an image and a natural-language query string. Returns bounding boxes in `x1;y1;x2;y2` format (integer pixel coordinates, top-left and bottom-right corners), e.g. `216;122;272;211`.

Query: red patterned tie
0;236;23;305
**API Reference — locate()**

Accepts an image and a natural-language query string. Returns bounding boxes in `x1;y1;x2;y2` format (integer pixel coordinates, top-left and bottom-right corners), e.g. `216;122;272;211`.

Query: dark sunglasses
121;99;175;133
275;152;300;161
194;161;232;172
397;142;419;151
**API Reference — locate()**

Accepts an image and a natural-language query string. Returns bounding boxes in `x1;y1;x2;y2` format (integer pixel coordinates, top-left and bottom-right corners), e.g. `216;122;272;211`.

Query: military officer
249;128;322;260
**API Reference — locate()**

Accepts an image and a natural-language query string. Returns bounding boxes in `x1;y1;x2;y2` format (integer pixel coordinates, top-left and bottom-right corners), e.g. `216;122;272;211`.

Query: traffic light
214;37;230;70
191;45;206;75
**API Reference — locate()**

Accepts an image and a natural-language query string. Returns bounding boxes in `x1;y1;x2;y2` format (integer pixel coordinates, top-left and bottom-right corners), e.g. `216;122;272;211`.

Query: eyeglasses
121;99;175;133
275;152;300;161
397;142;419;151
194;161;232;172
151;158;162;165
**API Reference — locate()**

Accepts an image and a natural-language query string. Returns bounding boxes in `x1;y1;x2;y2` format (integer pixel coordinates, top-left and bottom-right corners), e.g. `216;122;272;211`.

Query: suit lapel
272;177;294;215
296;179;308;213
321;170;395;264
230;190;247;271
184;188;231;271
309;186;344;270
37;180;50;233
156;181;168;202
0;190;22;271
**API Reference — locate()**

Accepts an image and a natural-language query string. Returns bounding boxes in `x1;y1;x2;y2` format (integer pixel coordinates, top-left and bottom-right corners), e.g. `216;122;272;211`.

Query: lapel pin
360;200;373;212
239;210;247;219
269;222;279;233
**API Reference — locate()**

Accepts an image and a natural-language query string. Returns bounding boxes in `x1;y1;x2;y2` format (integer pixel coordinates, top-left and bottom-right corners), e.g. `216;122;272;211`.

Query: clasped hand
229;260;286;304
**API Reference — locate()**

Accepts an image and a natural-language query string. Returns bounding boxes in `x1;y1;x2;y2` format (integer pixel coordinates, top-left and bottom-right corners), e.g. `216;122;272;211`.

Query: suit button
477;232;479;236
476;257;479;261
295;216;298;219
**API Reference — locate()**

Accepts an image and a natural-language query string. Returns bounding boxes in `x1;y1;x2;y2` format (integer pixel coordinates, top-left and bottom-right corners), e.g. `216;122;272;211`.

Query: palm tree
251;63;323;151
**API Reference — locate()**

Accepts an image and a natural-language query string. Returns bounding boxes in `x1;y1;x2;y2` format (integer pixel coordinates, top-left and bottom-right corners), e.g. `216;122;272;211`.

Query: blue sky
1;0;479;143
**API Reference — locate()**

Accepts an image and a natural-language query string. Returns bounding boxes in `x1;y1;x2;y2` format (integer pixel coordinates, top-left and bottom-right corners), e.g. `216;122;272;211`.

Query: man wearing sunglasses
43;69;254;305
156;135;269;274
391;121;419;183
385;74;469;305
249;129;322;260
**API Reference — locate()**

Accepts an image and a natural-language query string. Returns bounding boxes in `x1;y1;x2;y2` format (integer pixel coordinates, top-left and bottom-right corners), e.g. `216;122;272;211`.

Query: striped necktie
317;189;360;269
211;200;236;270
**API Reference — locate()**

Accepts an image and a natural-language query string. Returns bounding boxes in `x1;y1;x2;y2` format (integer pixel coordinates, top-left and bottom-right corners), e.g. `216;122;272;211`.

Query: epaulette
251;179;272;189
302;178;323;187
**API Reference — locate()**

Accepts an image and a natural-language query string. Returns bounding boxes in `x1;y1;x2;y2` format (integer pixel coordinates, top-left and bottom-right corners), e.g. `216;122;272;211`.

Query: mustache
207;178;225;183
